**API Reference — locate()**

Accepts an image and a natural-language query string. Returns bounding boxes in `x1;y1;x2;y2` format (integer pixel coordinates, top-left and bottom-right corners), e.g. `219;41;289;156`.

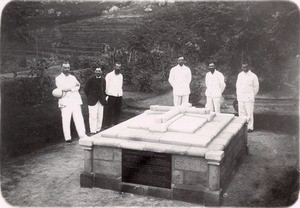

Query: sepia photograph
0;0;299;207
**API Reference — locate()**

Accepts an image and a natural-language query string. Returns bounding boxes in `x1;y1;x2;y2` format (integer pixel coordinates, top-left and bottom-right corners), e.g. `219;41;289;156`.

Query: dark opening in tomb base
122;149;172;189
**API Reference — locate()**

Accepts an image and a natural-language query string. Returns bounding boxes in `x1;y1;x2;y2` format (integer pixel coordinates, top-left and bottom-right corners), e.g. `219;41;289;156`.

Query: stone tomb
79;105;248;206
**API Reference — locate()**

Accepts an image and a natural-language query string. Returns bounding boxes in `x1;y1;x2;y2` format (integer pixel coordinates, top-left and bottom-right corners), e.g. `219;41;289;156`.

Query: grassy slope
1;1;150;72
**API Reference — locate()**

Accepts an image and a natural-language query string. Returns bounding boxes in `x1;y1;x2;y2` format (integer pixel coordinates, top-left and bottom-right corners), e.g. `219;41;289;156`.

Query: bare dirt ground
1;114;298;207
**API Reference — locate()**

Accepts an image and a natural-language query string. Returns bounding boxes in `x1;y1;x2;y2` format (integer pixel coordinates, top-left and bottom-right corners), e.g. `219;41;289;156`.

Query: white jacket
105;70;123;97
236;70;259;102
168;64;191;95
205;70;226;98
55;73;82;108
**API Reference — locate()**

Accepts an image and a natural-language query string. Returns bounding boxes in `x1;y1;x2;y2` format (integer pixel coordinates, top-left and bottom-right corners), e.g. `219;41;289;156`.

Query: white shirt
168;64;191;95
205;70;226;98
105;70;123;97
236;70;259;102
55;73;82;108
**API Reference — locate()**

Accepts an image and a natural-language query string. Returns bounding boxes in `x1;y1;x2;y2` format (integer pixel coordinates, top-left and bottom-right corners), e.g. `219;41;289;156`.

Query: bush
1;77;54;106
19;56;28;68
78;68;94;89
189;65;205;106
131;53;154;92
132;70;153;93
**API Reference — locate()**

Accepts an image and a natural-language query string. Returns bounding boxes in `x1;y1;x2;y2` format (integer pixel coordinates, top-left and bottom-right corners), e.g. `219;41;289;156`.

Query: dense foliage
1;1;42;41
1;58;55;105
1;1;299;96
125;1;299;93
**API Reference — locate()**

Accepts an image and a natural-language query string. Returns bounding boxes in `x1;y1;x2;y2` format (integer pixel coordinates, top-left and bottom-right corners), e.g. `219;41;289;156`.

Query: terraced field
1;2;152;72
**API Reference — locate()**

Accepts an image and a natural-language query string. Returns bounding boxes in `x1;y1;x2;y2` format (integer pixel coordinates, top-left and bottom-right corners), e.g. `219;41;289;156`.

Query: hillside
1;1;299;98
1;1;162;73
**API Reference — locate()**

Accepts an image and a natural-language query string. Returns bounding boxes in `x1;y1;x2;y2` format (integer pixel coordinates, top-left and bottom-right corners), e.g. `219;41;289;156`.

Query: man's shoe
65;140;72;143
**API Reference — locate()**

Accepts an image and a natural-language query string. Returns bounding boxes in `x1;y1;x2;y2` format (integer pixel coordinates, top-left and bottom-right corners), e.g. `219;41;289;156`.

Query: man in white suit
236;63;259;132
55;62;87;142
168;57;192;106
205;63;226;113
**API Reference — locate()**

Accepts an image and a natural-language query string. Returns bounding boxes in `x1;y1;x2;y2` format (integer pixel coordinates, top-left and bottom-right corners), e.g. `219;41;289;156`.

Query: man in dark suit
84;67;107;135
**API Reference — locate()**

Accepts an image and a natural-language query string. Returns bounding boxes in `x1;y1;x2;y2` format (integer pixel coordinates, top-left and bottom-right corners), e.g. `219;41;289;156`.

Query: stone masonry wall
93;146;122;191
220;125;247;188
172;155;208;187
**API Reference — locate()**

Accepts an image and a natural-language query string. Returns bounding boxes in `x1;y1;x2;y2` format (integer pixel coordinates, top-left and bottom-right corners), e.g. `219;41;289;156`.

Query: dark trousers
106;96;122;127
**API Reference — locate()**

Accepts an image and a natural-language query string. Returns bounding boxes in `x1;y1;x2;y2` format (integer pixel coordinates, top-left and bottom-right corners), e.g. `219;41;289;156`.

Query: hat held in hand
52;88;64;98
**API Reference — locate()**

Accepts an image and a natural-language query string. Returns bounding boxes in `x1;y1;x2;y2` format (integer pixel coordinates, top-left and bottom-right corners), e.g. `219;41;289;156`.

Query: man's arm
187;67;192;84
220;73;226;93
253;74;259;96
70;76;80;92
168;68;174;87
105;73;110;95
205;73;209;88
236;73;241;97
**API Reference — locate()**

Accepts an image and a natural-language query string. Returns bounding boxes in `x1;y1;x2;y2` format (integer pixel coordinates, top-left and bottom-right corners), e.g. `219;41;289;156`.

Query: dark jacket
84;75;107;106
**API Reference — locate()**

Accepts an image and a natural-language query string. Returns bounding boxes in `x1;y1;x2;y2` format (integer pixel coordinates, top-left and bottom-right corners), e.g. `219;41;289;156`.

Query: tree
125;1;299;92
1;1;42;42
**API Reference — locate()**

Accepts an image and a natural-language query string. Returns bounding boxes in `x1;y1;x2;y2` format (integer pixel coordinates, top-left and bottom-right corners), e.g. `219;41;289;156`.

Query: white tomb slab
79;105;248;206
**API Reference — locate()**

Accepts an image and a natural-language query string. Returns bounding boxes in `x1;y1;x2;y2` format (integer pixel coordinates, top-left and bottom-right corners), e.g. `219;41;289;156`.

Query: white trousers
88;101;104;133
173;94;189;106
238;101;255;130
61;104;86;141
206;97;221;113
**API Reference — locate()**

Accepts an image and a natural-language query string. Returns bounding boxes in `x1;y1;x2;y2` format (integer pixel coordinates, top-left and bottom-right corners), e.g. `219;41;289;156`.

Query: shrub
4;77;54;106
19;56;28;68
78;68;94;89
189;65;205;106
131;53;154;92
132;70;153;93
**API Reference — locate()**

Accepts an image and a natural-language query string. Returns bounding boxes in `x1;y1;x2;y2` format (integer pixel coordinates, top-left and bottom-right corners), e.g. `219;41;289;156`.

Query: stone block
161;108;180;123
204;188;222;206
94;146;114;160
80;172;94;188
222;123;241;135
212;138;230;148
167;115;207;133
161;132;210;148
148;186;172;199
173;184;205;204
173;155;208;172
93;160;121;177
185;107;207;114
149;123;168;132
79;137;93;147
94;174;121;191
186;146;208;157
172;170;183;184
121;183;148;195
212;114;234;123
118;128;149;140
207;144;225;151
93;137;122;148
205;151;224;161
165;144;189;155
113;149;122;161
142;142;171;153
119;140;146;150
183;170;207;186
